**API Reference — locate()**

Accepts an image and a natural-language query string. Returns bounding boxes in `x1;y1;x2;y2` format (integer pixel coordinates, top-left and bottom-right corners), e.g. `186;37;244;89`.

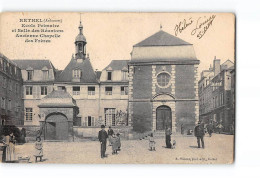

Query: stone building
12;59;57;126
99;60;129;127
0;53;24;126
199;57;234;132
11;21;129;140
128;30;200;133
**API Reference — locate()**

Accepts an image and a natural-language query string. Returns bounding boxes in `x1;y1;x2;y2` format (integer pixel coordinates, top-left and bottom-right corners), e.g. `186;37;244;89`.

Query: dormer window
42;70;49;80
27;70;33;80
73;69;81;78
107;71;112;81
122;70;127;81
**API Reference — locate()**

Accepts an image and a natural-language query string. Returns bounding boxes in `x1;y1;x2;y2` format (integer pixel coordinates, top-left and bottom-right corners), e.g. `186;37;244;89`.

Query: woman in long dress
4;132;16;162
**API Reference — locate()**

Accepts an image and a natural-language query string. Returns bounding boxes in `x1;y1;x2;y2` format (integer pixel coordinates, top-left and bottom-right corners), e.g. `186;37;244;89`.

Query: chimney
213;56;220;76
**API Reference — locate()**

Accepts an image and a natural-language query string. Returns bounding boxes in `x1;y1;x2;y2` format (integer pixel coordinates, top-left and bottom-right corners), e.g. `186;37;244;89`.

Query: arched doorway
156;105;172;130
45;113;68;140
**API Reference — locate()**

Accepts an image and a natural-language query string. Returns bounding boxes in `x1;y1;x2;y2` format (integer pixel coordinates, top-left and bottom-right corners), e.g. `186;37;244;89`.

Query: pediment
152;93;175;101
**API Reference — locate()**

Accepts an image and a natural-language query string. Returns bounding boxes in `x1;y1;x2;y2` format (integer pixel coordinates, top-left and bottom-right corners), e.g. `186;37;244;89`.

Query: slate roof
75;34;86;42
56;57;98;83
39;90;78;108
12;59;54;70
134;30;191;47
103;60;130;71
96;71;102;80
0;53;19;67
44;90;73;99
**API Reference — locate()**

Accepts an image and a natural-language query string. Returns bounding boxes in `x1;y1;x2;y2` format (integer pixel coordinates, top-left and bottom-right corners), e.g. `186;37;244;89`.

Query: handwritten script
174;15;216;39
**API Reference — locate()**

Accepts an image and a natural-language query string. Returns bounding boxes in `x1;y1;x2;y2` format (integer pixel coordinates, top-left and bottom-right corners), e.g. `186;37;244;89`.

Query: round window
157;72;171;87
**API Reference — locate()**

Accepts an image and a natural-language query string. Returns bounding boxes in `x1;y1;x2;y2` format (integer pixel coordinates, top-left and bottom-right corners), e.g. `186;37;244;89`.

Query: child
149;133;156;151
115;133;121;152
172;140;176;149
35;137;43;161
111;133;117;155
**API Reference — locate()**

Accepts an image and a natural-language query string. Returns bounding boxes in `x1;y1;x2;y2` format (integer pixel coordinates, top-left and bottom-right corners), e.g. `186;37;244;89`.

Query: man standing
98;125;108;158
107;126;114;146
165;127;172;148
194;121;205;148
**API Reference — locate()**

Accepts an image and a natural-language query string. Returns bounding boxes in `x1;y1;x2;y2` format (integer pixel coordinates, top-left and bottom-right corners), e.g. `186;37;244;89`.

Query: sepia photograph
0;12;235;164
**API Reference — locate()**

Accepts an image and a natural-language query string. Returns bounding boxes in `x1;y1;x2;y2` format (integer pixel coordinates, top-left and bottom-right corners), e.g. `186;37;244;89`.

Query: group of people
1;132;16;162
1;129;43;163
98;125;121;158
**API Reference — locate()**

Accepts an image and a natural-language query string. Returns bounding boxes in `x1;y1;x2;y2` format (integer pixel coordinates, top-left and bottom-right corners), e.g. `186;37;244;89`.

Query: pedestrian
194;121;205;148
207;122;213;137
4;131;16;162
20;128;26;143
165;127;172;148
107;126;114;146
98;125;108;158
181;124;184;135
35;137;43;156
149;133;156;151
115;133;121;152
111;133;118;155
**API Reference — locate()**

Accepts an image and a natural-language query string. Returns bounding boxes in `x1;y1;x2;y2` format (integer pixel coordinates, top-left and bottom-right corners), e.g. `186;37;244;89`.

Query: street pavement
15;133;234;164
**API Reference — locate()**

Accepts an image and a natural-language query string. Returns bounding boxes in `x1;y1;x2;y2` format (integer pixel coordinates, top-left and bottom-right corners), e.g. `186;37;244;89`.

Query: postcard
0;12;235;164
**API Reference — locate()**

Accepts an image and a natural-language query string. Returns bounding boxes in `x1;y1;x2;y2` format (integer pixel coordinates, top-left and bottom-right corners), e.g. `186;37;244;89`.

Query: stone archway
156;105;172;130
45;112;68;140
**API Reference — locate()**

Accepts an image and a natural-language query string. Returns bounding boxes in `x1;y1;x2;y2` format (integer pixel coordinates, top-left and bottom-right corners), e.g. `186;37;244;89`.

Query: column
194;64;199;123
128;65;134;126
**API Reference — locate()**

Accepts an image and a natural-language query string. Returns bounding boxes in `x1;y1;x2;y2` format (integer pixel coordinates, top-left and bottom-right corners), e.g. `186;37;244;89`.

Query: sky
0;12;235;73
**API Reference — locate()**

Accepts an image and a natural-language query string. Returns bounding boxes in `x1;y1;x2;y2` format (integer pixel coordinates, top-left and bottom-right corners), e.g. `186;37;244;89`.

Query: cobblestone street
15;134;234;164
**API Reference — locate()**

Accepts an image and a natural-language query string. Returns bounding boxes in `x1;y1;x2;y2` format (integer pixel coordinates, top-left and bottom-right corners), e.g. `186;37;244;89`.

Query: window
107;71;112;80
73;86;80;95
8;99;11;110
15;102;19;112
121;86;128;95
41;86;47;95
3;77;7;88
9;80;12;91
157;72;171;87
3;61;6;72
73;69;81;78
86;116;94;126
122;71;127;81
26;86;33;95
1;97;6;109
58;86;66;91
27;70;33;80
25;108;33;121
42;70;49;80
15;83;18;93
105;87;112;95
88;86;95;95
105;108;115;126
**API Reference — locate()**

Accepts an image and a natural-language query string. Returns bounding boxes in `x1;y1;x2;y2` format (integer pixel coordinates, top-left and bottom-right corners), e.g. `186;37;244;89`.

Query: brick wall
132;102;152;132
175;65;196;99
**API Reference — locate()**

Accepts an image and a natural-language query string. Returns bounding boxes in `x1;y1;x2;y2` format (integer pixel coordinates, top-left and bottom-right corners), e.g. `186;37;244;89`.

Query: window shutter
32;86;37;98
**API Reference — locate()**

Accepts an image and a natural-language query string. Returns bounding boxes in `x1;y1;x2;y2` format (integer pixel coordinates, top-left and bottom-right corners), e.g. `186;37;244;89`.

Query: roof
103;60;130;71
12;59;54;70
96;71;102;80
55;70;63;77
56;57;98;83
0;53;20;67
75;34;86;42
39;90;78;108
44;90;73;99
134;30;191;47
